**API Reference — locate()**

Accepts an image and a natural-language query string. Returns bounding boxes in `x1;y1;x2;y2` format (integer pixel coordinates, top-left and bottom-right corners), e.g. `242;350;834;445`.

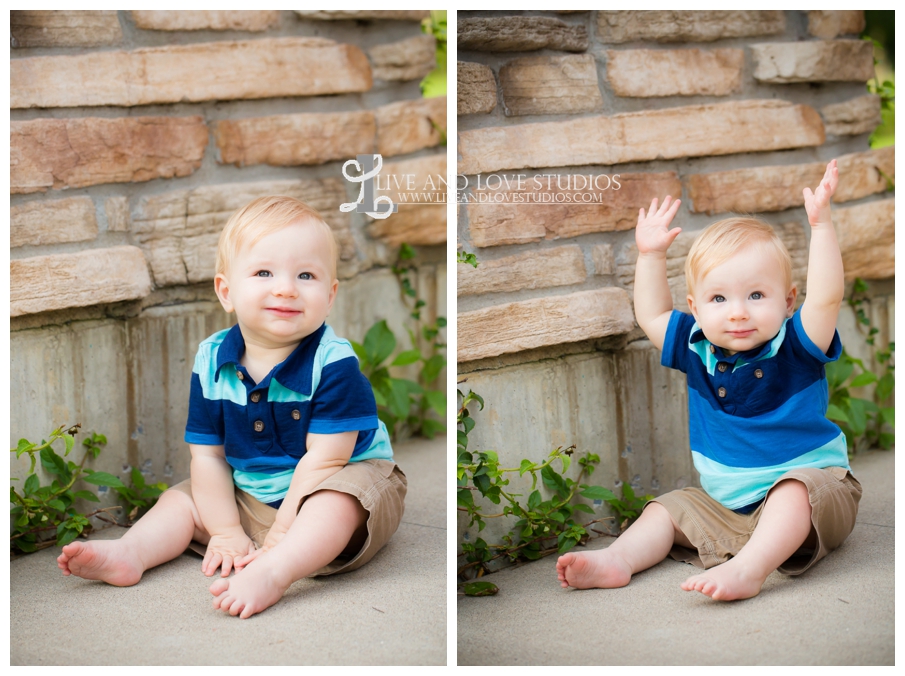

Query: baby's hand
635;196;682;255
803;159;838;228
203;528;256;578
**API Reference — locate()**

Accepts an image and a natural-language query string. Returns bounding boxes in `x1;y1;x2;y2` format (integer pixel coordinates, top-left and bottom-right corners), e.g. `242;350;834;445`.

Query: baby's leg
210;489;368;619
682;479;813;601
57;488;205;586
556;502;689;589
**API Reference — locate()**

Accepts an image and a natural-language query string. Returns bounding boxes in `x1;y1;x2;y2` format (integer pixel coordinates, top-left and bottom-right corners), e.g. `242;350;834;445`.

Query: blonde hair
685;217;792;297
215;196;338;278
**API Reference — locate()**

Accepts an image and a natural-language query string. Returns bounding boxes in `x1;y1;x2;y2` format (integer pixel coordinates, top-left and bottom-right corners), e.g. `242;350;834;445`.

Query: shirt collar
214;323;327;395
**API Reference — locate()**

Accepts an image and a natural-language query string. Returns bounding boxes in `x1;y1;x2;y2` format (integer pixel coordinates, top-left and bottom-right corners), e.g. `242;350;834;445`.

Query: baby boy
58;196;407;618
557;160;862;600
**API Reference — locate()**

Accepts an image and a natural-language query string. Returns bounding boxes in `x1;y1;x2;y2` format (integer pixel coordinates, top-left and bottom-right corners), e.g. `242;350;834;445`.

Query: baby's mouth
267;307;301;316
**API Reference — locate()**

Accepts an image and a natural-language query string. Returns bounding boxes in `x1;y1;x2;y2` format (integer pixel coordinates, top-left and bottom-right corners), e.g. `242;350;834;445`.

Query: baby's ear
686;294;698;319
325;278;339;315
214;273;234;314
785;285;798;316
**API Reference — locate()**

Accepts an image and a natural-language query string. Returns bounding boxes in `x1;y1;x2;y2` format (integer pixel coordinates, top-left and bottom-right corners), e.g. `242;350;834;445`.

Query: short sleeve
309;354;379;434
184;346;224;445
789;309;842;364
660;310;696;374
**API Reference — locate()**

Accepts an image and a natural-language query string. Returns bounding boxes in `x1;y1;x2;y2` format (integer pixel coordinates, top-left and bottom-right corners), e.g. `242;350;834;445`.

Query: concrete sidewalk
11;437;446;666
458;449;894;666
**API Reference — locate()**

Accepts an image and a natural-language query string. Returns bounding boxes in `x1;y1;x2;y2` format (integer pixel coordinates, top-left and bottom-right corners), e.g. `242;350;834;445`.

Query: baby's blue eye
712;295;725;303
750;292;763;300
256;270;271;277
298;272;313;280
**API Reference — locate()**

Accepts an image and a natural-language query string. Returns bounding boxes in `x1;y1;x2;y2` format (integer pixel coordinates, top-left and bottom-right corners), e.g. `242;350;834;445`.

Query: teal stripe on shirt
691;431;850;509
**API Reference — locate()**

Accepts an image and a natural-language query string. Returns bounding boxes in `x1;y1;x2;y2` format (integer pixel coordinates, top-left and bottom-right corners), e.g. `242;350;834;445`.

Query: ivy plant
457;389;652;582
11;424;167;554
353;244;446;439
826;279;895;453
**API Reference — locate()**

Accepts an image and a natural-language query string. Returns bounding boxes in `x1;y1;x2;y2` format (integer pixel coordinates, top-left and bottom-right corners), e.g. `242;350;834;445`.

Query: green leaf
849;372;878;388
463;581;498;597
527;490;541;511
519;459;534;476
560;454;571;475
47;499;66;511
350;340;367;365
424;390;447;416
16;539;38;553
73;489;100;502
876;373;895;402
82;471;126;489
39;446;71;482
846;398;868;436
457;488;474;508
391;349;422;367
131;467;146;491
15;438;36;458
363;320;396;367
541;465;568;497
64;433;75;456
420;418;445;438
23;474;39;496
826;404;849;423
421;354;446;385
572;503;595;514
580;485;617;501
56;528;80;547
880;407;895;427
388;378;414;419
457;430;469;452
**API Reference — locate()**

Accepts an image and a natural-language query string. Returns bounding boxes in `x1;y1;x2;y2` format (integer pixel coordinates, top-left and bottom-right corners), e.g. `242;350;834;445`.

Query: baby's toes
209;577;230;597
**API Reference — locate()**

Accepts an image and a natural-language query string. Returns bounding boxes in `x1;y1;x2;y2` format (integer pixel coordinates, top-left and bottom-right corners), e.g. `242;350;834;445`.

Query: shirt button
291;409;301;420
253;420;264;432
709;345;716;354
754;369;764;379
718;387;727;398
250;392;261;403
236;371;244;381
717;363;728;372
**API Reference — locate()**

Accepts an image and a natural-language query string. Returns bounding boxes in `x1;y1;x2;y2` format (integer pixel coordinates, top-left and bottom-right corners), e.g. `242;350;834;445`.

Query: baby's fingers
220;555;234;578
203;551;222;577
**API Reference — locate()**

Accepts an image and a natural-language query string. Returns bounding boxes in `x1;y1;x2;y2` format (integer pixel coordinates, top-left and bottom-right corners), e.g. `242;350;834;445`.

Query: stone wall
456;10;893;550
10;11;446;498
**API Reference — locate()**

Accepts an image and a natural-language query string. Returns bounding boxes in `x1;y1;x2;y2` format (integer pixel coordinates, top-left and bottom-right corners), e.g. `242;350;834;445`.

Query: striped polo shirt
184;323;392;504
661;308;850;510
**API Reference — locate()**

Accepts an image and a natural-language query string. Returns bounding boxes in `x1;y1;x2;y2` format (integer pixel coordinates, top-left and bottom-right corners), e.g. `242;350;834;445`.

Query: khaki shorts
649;466;862;575
168;459;407;576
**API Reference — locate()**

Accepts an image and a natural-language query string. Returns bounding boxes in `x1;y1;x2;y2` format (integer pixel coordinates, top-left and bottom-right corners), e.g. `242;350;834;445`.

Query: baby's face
216;220;338;350
687;246;795;355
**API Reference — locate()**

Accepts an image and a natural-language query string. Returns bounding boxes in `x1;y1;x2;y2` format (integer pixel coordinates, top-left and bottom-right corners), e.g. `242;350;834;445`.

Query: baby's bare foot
556;548;633;590
209;553;293;619
681;558;766;601
57;540;143;587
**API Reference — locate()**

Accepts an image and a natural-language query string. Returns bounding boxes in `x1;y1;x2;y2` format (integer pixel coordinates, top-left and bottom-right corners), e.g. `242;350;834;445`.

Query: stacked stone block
456;10;893;550
10;10;445;490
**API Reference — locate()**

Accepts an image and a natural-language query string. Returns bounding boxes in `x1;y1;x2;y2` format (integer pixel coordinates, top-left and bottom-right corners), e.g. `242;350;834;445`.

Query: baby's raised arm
634;196;682;350
800;160;844;354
